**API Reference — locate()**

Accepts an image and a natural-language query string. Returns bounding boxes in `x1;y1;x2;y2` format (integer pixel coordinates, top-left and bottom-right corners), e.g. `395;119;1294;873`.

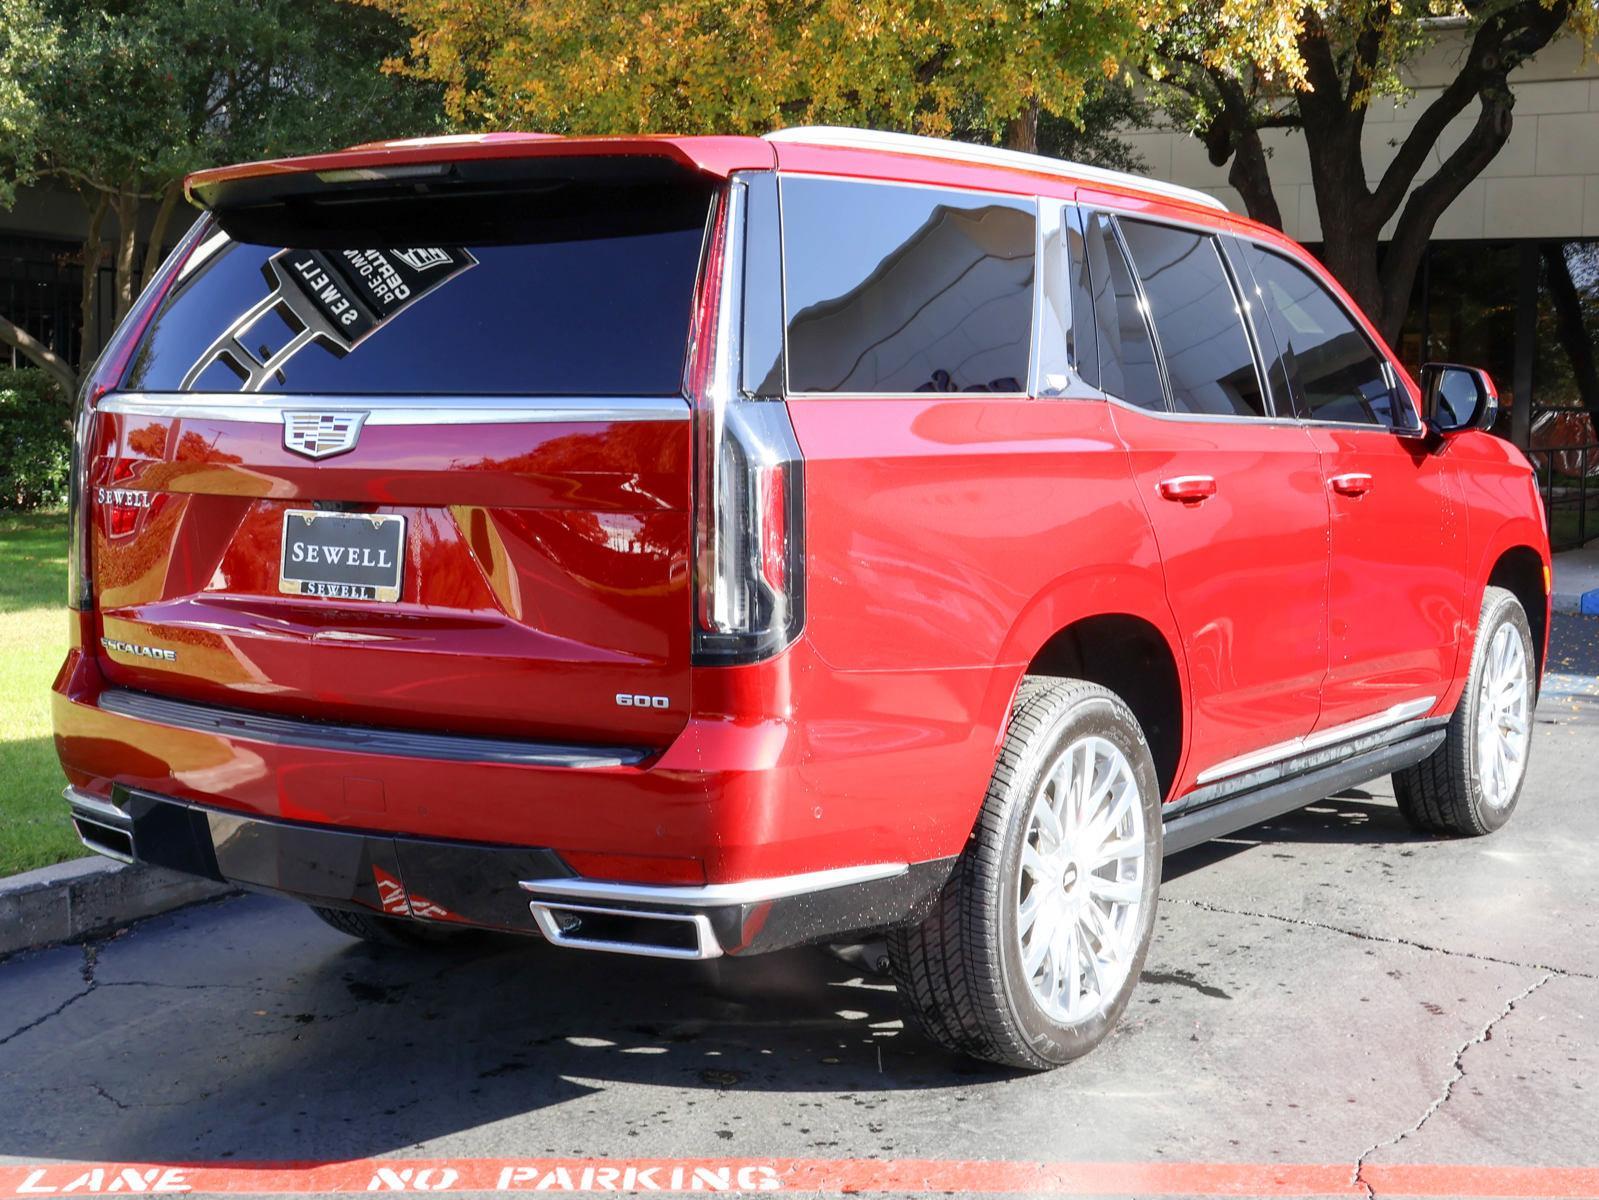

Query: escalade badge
283;411;368;460
100;637;177;663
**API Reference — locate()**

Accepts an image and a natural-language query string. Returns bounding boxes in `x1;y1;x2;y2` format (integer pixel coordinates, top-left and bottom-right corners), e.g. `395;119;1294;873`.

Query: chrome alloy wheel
1477;621;1531;809
1015;735;1146;1026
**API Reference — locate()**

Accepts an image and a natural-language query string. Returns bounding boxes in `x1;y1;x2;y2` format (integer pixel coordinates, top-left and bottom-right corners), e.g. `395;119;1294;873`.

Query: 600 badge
615;693;670;709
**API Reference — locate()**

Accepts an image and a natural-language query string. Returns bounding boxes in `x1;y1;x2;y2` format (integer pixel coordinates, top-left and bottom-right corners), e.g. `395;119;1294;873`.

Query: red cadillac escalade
53;127;1550;1070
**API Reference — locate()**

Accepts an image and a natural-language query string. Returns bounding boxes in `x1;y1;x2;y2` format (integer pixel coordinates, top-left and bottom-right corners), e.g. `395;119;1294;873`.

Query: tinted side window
1239;244;1404;428
782;178;1034;394
1084;212;1163;410
1119;219;1266;418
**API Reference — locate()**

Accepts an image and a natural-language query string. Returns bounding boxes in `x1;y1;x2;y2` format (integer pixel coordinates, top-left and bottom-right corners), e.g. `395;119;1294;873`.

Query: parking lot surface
3;616;1597;1198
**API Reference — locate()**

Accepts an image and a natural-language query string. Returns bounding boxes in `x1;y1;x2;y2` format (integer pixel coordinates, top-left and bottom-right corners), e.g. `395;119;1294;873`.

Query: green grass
0;509;78;875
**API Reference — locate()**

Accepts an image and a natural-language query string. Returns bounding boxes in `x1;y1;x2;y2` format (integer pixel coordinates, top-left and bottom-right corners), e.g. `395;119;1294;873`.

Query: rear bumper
63;785;950;958
51;642;929;883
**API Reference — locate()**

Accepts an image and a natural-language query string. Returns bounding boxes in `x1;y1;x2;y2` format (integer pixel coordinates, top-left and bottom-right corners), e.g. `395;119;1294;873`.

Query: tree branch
139;180;185;291
1295;10;1344;120
1345;2;1392;113
1205;68;1284;228
1377;92;1513;335
0;313;79;396
1372;0;1572;222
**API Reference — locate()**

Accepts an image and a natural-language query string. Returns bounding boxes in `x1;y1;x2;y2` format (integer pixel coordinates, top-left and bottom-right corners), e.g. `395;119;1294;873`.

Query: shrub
0;367;71;510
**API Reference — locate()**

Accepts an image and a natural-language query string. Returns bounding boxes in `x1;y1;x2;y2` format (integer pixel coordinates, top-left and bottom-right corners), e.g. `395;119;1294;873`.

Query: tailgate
85;160;715;750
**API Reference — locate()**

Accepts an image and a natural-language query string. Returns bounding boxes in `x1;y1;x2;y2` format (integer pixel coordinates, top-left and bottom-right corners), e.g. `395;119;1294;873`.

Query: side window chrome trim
783;395;1036;402
1096;391;1306;428
775;169;1044;205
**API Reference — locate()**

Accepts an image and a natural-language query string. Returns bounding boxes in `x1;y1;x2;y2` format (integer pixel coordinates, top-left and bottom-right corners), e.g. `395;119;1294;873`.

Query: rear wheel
1392;586;1535;836
887;677;1162;1070
309;905;477;949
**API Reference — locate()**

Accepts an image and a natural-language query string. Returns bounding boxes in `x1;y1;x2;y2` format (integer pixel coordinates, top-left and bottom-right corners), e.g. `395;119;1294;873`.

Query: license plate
279;510;405;602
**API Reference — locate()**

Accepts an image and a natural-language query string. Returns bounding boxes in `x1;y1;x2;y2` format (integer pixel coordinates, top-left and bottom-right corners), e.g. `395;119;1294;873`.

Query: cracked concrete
1164;897;1596;981
1351;973;1553;1196
0;615;1595;1187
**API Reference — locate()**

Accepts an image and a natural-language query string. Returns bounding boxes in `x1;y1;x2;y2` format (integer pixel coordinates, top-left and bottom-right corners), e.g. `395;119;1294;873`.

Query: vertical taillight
688;179;805;665
68;216;212;611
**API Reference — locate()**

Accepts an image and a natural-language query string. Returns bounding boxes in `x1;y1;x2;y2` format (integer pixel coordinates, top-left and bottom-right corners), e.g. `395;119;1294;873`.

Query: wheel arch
993;568;1189;803
1486;544;1549;682
1458;501;1550;693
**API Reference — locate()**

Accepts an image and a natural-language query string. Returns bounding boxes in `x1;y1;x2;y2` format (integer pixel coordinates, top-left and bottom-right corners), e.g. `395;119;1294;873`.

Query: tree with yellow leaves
359;0;1164;149
1147;0;1597;340
363;0;1596;344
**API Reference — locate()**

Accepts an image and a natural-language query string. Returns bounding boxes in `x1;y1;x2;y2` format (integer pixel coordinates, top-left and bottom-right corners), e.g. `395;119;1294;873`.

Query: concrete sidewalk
1553;542;1599;614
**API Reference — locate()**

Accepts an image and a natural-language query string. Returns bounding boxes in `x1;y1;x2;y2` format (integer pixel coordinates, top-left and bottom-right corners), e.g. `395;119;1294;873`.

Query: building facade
1123;30;1599;545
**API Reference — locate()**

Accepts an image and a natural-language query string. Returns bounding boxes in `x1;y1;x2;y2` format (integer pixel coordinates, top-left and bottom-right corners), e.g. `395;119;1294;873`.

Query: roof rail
763;126;1228;213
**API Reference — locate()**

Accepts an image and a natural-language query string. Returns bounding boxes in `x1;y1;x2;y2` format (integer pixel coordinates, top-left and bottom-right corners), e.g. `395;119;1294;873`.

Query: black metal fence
1529;442;1599;552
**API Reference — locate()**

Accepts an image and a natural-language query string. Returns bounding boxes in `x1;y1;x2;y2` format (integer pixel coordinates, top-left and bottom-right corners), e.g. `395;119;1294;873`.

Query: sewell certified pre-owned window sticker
177;245;477;390
278;247;477;350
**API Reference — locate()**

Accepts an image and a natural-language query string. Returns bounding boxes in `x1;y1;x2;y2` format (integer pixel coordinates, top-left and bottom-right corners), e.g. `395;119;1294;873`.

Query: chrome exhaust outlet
526;899;721;960
65;787;136;864
519;864;911;962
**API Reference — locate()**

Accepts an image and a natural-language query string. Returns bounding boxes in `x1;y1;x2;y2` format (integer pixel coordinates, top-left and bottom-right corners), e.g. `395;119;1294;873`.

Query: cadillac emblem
283;411;368;460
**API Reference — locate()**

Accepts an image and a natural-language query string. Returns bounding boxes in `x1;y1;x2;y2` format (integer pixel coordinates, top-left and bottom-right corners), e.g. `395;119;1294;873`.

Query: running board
1162;729;1446;856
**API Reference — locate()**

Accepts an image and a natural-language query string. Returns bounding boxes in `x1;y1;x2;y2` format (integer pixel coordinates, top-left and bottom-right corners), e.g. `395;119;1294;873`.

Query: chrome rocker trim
1194;696;1438;786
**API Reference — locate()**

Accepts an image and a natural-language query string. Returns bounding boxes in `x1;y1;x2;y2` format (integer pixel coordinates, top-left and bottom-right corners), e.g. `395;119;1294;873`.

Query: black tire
309;904;476;949
1393;585;1535;836
887;677;1162;1071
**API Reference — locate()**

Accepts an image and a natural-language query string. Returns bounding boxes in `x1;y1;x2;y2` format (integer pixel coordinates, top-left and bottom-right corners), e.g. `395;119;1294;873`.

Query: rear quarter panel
781;393;1183;865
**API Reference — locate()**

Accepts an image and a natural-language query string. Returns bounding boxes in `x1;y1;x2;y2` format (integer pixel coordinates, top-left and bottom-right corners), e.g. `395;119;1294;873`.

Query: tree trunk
77;192;110;370
113;186;141;324
1300;110;1391;331
1541;243;1599;432
1225;128;1284;230
0;311;80;396
1003;98;1040;153
139;180;185;296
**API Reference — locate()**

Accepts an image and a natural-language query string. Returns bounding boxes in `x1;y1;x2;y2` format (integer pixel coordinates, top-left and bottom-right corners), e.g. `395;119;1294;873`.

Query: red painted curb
3;1158;1598;1197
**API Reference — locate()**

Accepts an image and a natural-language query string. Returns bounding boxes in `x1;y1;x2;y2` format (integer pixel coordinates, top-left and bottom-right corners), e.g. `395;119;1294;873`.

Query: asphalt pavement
2;616;1597;1198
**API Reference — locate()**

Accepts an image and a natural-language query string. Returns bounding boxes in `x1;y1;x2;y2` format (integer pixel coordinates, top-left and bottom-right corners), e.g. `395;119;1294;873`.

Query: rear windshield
123;181;713;396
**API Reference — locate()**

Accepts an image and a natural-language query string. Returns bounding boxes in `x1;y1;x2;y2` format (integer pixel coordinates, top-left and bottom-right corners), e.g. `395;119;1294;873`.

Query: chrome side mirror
1421;362;1498;434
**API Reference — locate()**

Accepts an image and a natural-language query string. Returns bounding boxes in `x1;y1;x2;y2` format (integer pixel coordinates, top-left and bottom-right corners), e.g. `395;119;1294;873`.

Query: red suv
54;127;1550;1070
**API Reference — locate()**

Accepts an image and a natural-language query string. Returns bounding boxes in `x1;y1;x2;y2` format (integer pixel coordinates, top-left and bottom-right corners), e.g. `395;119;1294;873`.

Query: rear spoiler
184;133;775;213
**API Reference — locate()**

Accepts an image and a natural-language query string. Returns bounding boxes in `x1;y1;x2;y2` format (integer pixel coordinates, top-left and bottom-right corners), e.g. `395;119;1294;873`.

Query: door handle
1329;472;1374;497
1158;475;1218;504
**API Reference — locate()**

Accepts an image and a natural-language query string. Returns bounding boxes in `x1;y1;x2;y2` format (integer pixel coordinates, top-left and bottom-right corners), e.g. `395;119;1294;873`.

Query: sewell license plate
279;510;406;602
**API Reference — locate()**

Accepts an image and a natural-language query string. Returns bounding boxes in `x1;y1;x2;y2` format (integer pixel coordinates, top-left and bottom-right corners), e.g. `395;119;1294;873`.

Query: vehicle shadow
0;791;1441;1163
0;897;1008;1163
1162;790;1427;881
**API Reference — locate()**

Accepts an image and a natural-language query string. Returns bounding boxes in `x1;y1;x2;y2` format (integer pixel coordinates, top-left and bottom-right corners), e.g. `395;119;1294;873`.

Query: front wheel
1393;585;1536;836
888;677;1162;1070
